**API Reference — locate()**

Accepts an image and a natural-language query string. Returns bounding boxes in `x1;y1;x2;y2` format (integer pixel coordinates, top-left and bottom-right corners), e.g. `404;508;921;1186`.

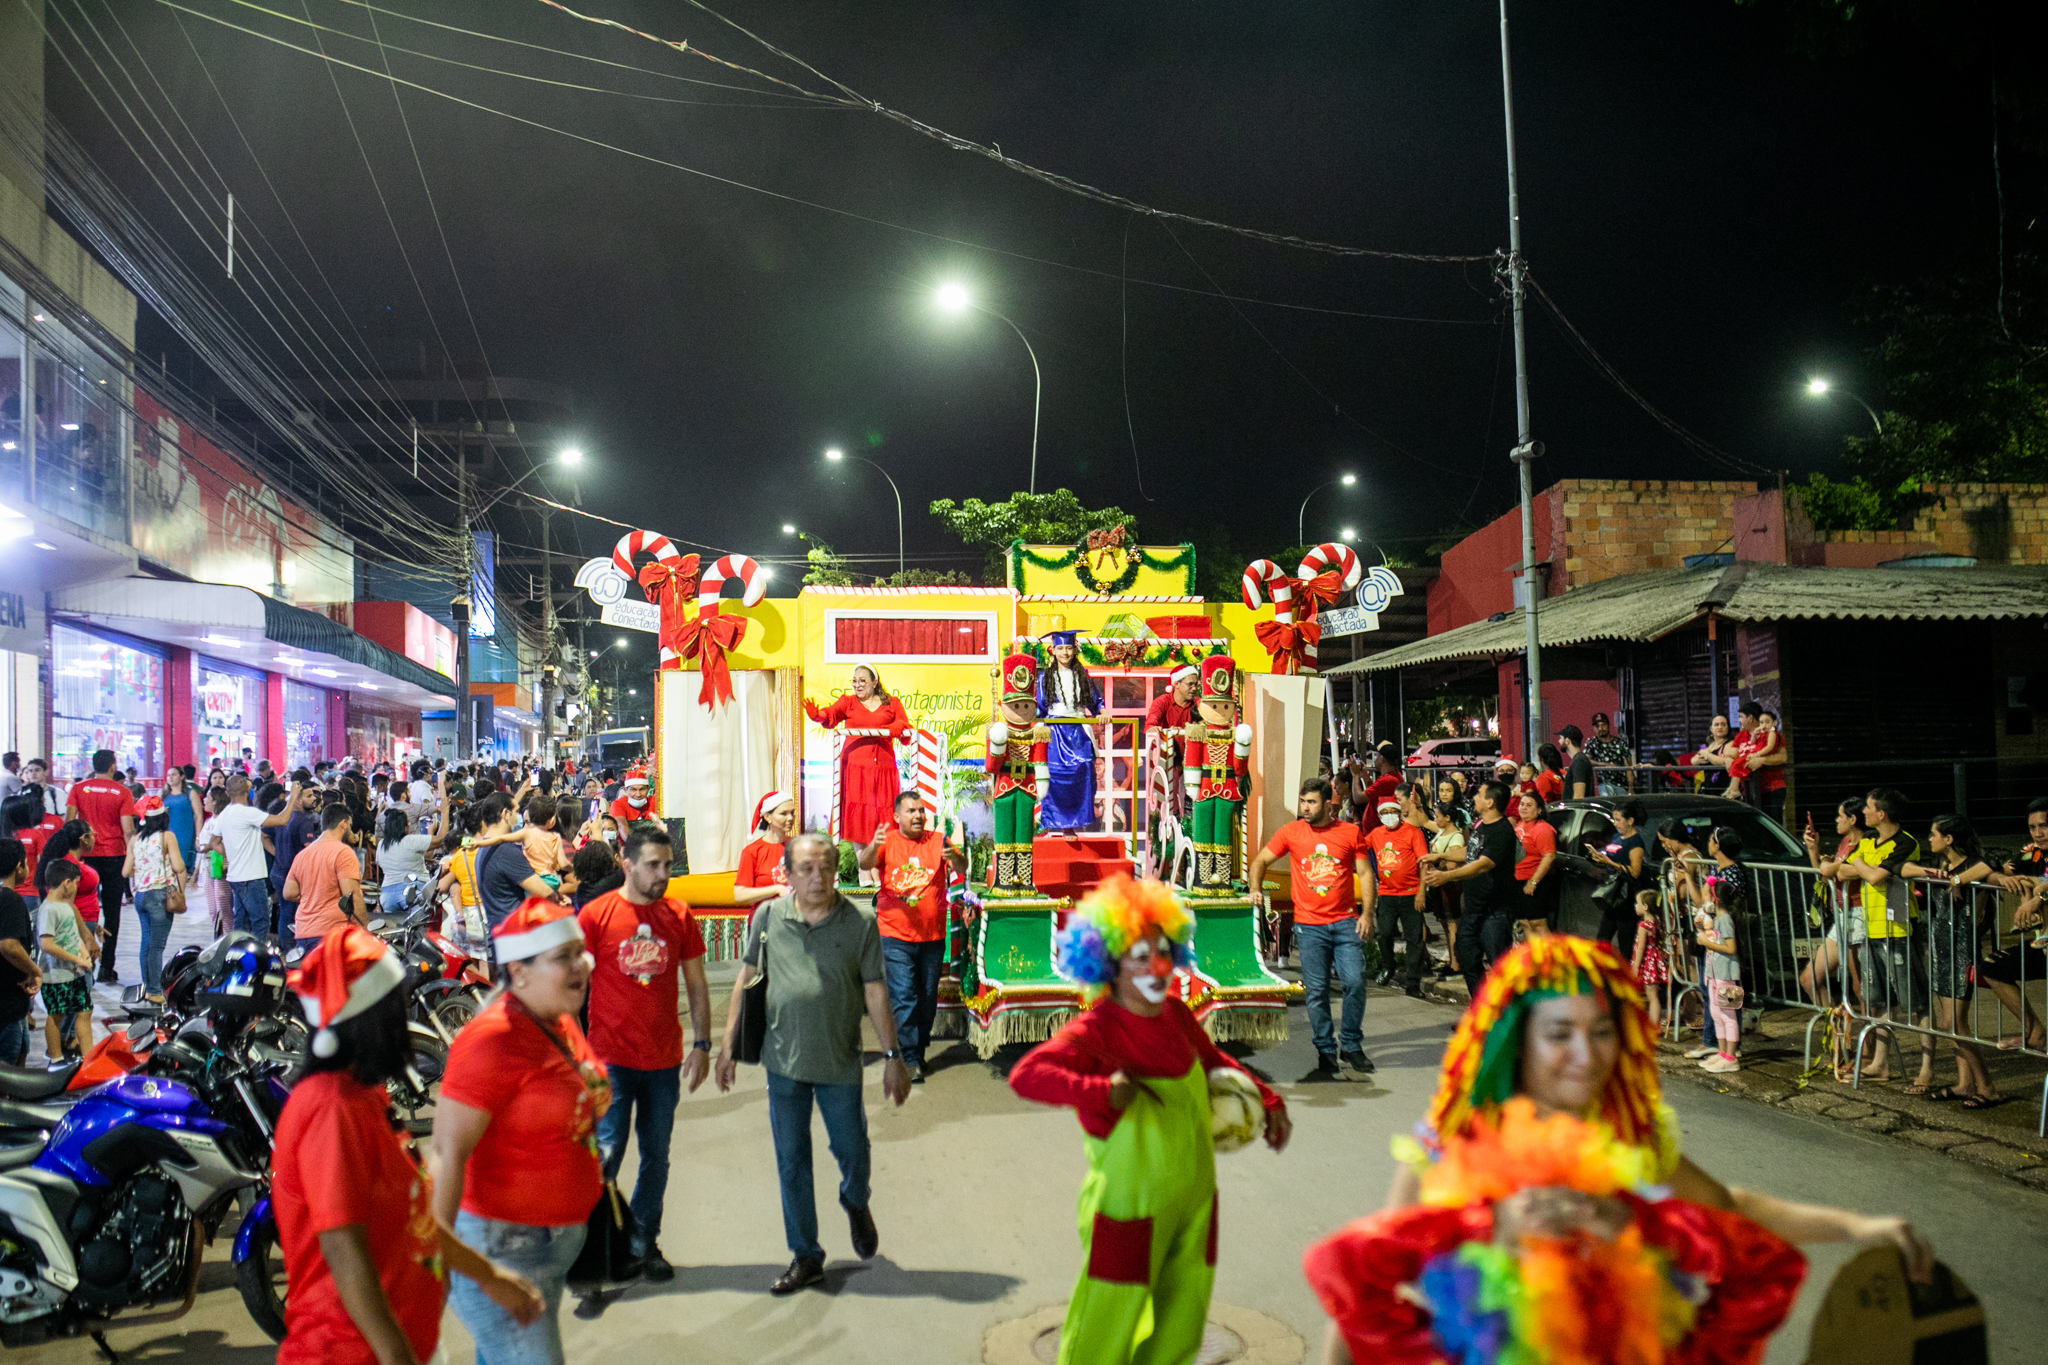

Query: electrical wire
536;0;1494;264
1119;214;1151;502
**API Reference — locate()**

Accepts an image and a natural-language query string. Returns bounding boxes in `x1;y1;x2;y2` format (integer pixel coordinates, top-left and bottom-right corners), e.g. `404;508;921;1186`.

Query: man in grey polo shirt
715;831;910;1296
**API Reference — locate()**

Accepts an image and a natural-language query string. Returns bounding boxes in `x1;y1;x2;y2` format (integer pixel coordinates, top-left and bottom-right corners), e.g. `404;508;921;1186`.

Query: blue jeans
1295;918;1366;1057
274;896;297;956
881;937;944;1068
596;1064;679;1251
380;880;419;916
228;879;270;937
766;1069;870;1263
1697;954;1717;1050
134;888;172;996
448;1209;585;1365
0;1016;29;1067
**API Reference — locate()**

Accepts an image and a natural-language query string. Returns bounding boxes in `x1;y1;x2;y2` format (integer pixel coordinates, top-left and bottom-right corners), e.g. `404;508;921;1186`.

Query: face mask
1380;812;1400;829
627;794;648;809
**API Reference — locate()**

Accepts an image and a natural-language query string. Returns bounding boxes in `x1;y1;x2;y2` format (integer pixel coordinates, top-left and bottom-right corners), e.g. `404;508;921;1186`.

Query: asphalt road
7;961;2046;1364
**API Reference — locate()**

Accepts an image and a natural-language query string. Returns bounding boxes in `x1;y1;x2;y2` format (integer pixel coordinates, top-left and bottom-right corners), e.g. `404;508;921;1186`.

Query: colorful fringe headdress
1427;936;1662;1151
1053;874;1193;988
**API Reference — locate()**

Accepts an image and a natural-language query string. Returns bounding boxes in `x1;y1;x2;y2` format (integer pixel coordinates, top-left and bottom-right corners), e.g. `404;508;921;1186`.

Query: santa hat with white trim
494;897;586;964
750;790;794;831
289;924;407;1059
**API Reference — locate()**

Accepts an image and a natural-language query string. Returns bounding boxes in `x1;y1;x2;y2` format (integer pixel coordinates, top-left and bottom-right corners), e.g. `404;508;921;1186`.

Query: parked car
1408;737;1501;770
1543;795;1807;1002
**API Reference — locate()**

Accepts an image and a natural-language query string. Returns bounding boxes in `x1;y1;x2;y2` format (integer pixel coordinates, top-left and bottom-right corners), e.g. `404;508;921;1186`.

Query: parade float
573;521;1404;1051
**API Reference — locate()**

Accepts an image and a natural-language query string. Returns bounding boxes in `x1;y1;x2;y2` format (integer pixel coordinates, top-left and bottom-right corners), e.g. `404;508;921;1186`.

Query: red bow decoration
638;556;702;668
1292;568;1344;620
1254;617;1323;675
675;610;749;709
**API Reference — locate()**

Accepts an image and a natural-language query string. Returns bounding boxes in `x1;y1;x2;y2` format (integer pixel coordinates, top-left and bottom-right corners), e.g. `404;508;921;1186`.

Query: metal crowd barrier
1647;858;2048;1136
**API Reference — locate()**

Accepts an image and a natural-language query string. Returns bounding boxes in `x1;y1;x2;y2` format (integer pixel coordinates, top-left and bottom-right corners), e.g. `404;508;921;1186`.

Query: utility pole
453;433;474;759
538;501;556;764
1500;0;1545;762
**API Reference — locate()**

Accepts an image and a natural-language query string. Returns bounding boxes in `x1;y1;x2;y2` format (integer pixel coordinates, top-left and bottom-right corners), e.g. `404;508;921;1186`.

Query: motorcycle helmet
197;932;287;1017
161;943;207;1013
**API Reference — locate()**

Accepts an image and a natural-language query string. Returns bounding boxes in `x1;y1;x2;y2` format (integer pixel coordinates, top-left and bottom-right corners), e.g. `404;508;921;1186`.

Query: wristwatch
692;1040;711;1052
882;1048;902;1061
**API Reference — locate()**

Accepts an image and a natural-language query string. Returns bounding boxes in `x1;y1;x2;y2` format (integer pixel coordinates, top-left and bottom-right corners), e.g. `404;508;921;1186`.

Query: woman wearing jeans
430;898;605;1365
121;796;185;1003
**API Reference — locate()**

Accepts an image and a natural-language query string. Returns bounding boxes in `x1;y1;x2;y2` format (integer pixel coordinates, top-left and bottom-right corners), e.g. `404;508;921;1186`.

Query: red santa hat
1169;663;1199;686
289;924;407;1059
494;897;586;964
623;764;651;788
751;790;794;831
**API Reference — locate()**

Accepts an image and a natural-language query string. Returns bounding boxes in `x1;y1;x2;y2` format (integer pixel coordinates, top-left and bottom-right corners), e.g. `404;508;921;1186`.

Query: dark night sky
46;0;2014;576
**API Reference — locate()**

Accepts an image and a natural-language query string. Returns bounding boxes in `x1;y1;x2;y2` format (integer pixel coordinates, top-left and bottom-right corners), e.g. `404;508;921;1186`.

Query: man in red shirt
1366;790;1433;998
66;748;136;984
857;793;967;1083
1143;666;1198;733
1247;777;1373;1076
608;769;654;826
577;823;712;1282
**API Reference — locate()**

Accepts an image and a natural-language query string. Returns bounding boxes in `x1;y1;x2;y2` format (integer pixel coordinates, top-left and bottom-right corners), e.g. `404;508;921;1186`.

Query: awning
1326;562;2048;676
51;577;458;710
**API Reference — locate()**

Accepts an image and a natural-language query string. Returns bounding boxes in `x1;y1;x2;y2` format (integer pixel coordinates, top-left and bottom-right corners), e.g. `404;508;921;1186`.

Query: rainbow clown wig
1053;875;1193;990
1427;935;1665;1157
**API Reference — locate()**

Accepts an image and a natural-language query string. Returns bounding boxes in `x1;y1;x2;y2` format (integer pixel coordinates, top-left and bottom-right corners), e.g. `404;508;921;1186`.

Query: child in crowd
519;795;571;892
37;860;95;1061
1696;873;1743;1073
1631;887;1671;1029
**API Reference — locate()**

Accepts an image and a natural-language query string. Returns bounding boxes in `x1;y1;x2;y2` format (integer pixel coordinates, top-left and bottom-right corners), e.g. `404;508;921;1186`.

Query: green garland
1006;537;1197;595
1017;637;1224;672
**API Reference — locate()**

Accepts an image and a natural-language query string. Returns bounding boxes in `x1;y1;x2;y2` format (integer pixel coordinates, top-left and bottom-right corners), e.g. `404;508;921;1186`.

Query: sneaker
846;1202;879;1259
638;1246;675;1283
908;1063;926;1085
1317;1052;1342;1076
1342;1049;1376;1074
771;1257;826;1296
1403;985;1425;1000
1700;1054;1741;1074
1683;1046;1715;1059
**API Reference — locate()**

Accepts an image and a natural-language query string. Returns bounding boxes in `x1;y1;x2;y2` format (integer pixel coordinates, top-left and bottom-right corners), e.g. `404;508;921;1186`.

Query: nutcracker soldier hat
1198;654;1237;700
495;897;585;964
1000;652;1039;703
289;923;407;1058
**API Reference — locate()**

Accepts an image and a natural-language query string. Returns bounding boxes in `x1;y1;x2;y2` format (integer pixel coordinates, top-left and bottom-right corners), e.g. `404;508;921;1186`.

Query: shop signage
0;588;41;656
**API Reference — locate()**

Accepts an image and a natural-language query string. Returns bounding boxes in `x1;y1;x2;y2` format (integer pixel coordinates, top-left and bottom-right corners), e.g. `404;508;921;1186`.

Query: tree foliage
801;539;860;587
926;489;1132;585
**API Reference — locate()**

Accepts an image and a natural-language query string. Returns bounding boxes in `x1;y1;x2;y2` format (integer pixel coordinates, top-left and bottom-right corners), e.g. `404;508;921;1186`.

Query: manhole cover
1031;1322;1245;1364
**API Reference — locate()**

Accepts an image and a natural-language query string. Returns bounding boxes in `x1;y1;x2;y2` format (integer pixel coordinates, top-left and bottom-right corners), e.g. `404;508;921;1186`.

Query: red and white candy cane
696;554;767;616
1240;559;1293;623
1298;541;1363;594
612;529;681;580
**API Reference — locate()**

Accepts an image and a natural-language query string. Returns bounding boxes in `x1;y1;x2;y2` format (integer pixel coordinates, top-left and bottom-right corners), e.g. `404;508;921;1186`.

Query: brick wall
1550;479;1756;590
1905;485;2048;565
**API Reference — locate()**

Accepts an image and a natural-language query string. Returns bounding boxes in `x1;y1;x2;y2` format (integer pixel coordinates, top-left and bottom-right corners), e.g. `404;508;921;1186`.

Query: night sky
46;1;2019;577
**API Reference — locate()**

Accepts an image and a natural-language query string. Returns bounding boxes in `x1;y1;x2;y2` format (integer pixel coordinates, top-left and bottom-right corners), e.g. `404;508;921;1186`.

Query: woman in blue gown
1037;632;1101;833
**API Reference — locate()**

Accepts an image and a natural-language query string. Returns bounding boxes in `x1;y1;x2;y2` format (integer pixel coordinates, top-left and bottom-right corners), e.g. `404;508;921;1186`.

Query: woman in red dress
805;665;909;846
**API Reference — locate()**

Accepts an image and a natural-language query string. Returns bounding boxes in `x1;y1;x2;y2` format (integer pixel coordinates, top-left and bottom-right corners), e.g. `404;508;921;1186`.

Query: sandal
1960;1094;2008;1110
1923;1086;1959;1102
1901;1081;1932;1096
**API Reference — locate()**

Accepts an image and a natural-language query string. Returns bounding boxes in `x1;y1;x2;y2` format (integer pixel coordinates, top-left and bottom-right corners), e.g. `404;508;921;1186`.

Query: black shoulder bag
734;904;772;1065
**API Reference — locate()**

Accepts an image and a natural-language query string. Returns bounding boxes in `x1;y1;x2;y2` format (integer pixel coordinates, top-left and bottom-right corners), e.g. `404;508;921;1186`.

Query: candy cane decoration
1240;559;1293;621
612;529;681;583
696;554;767;616
1298;541;1363;595
913;728;945;816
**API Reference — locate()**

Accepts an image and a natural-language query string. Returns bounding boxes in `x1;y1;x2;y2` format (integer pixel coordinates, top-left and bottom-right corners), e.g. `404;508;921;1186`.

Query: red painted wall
265;673;286;770
165;648;194;770
1429;487;1562;635
1493;661;1620;768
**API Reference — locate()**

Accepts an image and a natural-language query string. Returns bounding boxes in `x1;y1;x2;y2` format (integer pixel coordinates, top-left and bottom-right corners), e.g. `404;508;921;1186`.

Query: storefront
283;678;342;770
195;655;267;770
345;693;425;767
50;622;166;784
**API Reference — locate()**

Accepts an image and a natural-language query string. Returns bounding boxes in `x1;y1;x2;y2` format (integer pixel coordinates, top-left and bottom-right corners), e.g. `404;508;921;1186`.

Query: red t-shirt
1364;821;1431;897
735;837;790;892
67;777;137;855
1533;769;1563;804
440;996;604;1226
15;815;60;872
578;891;706;1070
272;1072;445;1365
1263;819;1364;925
64;855;101;924
875;828;949;942
1514;818;1557;881
1361;774;1400;811
1145;693;1192;731
609;794;653;824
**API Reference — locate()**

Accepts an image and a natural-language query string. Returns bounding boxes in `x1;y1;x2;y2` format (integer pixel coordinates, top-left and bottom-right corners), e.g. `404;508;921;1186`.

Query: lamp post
824;447;904;575
934;282;1043;494
1501;0;1546;761
1805;378;1883;436
1297;473;1358;544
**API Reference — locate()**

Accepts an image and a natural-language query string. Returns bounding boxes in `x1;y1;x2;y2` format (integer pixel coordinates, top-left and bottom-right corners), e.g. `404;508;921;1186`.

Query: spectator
1367;788;1432;998
1532;744;1565;805
0;839;40;1066
1420;788;1467;981
36;858;94;1061
1802;797;1869;1076
269;777;324;953
1248;778;1373;1076
858;793;968;1082
1431;777;1469;832
1688;714;1736;793
474;796;559;935
286;804;368;949
1557;725;1594;801
65;748;135;984
37;821;102;966
1696;870;1745;1073
122;796;186;1004
433;900;607;1365
161;765;198;876
570;841;622;909
735;792;797;908
1630;882;1672;1031
714;832;909;1296
1726;703;1788;813
1423;779;1519;996
0;753;19;805
196;788;234;939
1901;816;1999;1107
578;824;712;1282
1586;798;1649;955
20;759;61;818
1832;790;1925;1084
206;777;301;939
1359;752;1401;814
1584;712;1634;795
1511;790;1559;938
1980;799;2048;1051
1648;748;1686;791
377;783;446;917
520;795;572;892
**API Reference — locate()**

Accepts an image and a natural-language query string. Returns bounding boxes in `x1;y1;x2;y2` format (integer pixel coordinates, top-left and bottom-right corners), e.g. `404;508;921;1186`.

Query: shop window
51;624;165;783
197;659;266;770
824;612;995;663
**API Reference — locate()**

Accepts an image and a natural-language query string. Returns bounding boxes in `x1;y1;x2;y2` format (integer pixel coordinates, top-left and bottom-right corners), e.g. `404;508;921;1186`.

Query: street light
1298;473;1358;544
782;523;797;535
933;281;1043;494
559;446;584;467
824;447;904;575
1805;378;1883;436
1341;527;1358;542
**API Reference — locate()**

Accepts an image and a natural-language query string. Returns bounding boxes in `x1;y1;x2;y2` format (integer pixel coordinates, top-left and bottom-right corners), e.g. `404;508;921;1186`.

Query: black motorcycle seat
0;1058;81;1101
0;1130;45;1167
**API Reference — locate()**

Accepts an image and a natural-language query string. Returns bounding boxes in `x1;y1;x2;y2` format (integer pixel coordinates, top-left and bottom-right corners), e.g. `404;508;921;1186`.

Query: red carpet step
1032;833;1133;900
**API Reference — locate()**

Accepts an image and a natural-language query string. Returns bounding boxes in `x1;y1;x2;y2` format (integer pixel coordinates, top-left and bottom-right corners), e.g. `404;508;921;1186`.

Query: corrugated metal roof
1326;563;2048;675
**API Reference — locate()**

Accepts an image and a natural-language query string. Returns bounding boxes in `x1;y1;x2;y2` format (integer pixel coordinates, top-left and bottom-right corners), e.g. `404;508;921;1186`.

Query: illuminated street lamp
824;447;904;575
1805;377;1883;436
1298;473;1358;543
934;281;1043;494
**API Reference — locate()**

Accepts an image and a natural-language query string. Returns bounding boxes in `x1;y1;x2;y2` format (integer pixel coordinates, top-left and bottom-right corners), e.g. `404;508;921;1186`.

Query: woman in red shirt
804;665;910;848
273;926;538;1365
431;899;606;1365
1532;743;1565;805
1512;790;1559;938
734;790;796;907
35;821;102;954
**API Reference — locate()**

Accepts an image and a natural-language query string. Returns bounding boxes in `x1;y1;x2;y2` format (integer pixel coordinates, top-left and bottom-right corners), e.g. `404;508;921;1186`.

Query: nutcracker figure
1182;656;1251;895
986;652;1052;895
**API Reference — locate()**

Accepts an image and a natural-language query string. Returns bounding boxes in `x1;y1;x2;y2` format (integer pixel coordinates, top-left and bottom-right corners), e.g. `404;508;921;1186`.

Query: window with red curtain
834;617;989;657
